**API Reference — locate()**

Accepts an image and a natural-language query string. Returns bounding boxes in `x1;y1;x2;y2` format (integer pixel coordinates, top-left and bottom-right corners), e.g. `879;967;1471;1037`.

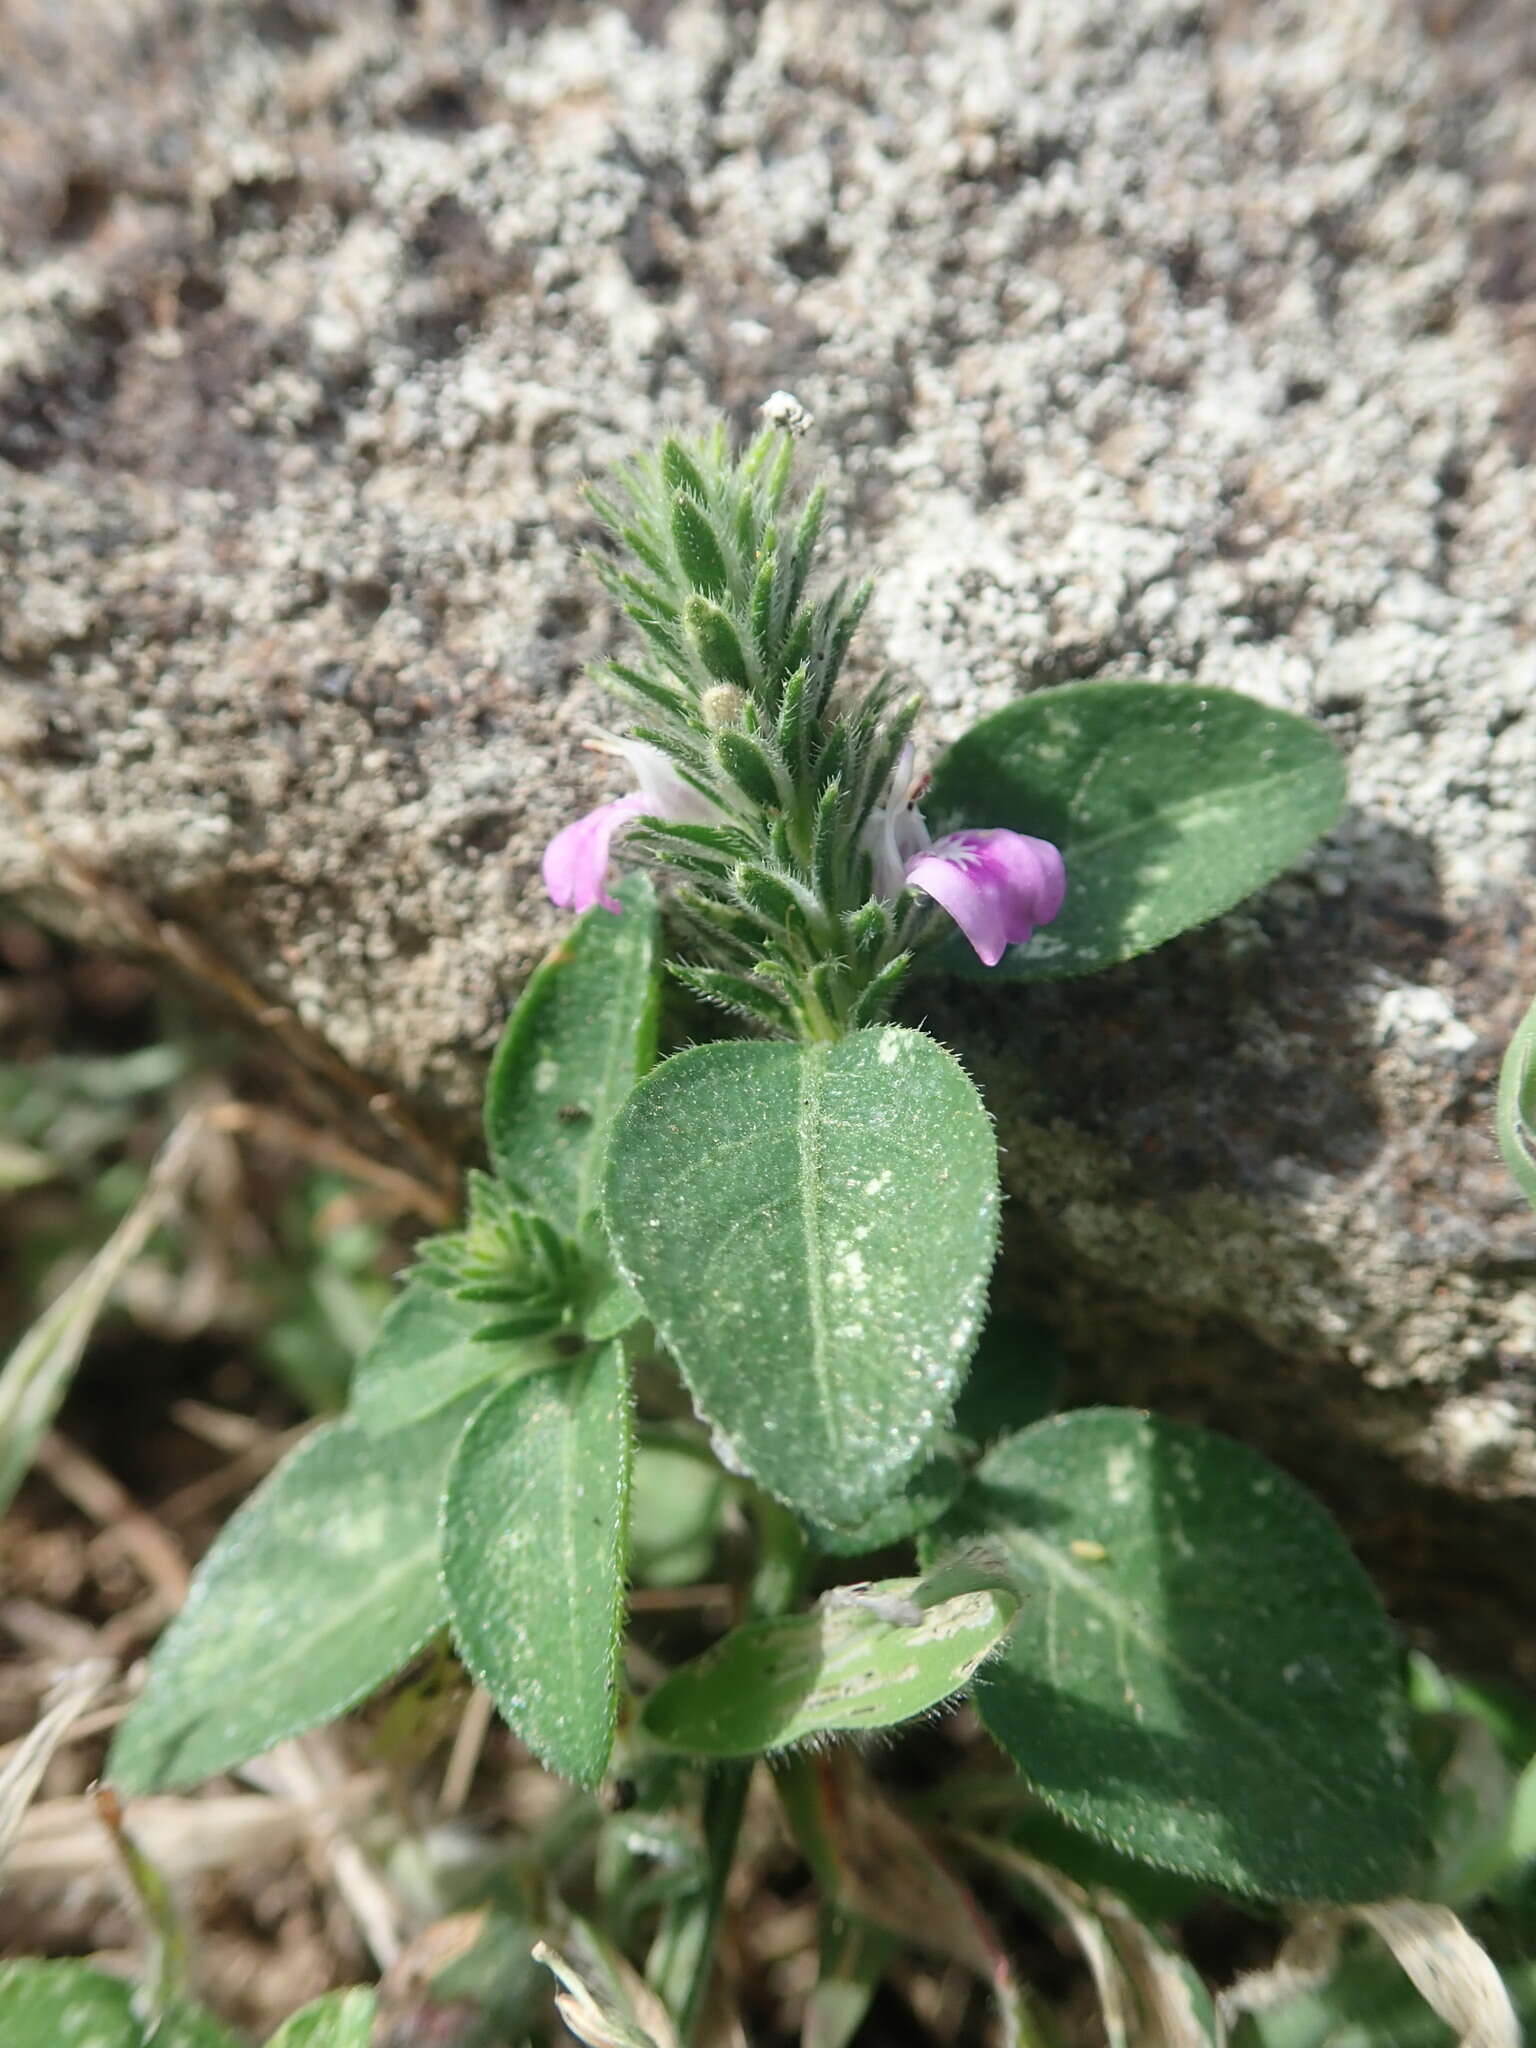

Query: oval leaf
934;1409;1421;1901
485;874;659;1243
926;682;1345;979
442;1343;631;1787
109;1403;475;1792
641;1573;1017;1757
604;1028;998;1525
351;1279;557;1436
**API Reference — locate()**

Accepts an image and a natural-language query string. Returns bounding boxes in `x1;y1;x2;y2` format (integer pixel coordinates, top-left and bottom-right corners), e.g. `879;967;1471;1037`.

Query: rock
3;0;1534;1660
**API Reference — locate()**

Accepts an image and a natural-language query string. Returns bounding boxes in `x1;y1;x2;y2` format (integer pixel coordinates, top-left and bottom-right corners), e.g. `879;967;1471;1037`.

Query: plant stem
672;1759;752;2045
654;1489;811;2040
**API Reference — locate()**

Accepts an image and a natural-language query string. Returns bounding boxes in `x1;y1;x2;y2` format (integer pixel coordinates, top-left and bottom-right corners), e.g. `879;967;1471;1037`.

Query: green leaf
0;1964;239;2048
933;1409;1421;1901
263;1990;376;2048
1497;987;1536;1215
604;1029;999;1525
583;1271;644;1342
640;1571;1018;1757
351;1279;556;1435
442;1344;631;1787
484;873;660;1244
630;1440;726;1588
109;1403;475;1792
0;1963;141;2048
925;681;1346;980
805;1448;966;1557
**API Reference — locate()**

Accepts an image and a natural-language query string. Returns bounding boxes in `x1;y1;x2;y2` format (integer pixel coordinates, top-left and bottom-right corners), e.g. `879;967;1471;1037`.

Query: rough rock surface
3;0;1535;1657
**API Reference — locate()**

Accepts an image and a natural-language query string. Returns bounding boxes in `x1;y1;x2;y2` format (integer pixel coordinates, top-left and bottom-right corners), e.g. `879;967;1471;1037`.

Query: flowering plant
95;416;1528;2048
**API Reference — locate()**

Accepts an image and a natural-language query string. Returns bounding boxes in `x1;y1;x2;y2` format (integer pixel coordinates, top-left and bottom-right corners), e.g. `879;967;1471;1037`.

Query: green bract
931;1409;1422;1901
350;1277;556;1435
605;1027;999;1525
926;680;1346;979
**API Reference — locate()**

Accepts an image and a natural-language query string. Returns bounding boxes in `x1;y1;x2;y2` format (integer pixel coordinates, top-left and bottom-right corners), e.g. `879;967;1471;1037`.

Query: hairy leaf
264;1990;376;2047
0;1963;237;2048
605;1029;998;1524
1497;987;1536;1215
934;1409;1421;1901
926;682;1345;979
109;1403;474;1792
442;1344;631;1787
484;874;660;1244
351;1278;556;1435
641;1572;1017;1756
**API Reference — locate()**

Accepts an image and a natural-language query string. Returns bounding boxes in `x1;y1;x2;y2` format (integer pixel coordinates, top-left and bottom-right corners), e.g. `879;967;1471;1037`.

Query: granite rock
3;0;1535;1655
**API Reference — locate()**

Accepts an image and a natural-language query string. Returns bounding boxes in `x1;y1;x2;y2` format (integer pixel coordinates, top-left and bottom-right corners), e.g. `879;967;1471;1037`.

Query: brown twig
205;1099;452;1225
0;764;461;1206
35;1433;190;1609
437;1686;496;1818
628;1584;735;1613
167;1398;271;1455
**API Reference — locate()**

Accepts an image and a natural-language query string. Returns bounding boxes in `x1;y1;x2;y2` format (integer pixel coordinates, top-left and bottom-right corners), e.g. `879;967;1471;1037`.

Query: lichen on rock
3;0;1535;1661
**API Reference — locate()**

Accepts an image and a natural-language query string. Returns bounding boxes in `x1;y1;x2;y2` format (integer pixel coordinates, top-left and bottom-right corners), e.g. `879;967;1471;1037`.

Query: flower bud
701;684;746;728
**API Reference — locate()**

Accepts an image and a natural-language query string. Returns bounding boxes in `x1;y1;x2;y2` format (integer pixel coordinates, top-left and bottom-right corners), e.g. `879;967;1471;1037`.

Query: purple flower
905;830;1067;967
542;741;722;915
861;747;1066;967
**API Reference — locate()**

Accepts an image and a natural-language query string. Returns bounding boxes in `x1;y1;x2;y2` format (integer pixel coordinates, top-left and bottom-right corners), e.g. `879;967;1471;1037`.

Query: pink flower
542;741;722;915
905;830;1066;967
861;747;1066;967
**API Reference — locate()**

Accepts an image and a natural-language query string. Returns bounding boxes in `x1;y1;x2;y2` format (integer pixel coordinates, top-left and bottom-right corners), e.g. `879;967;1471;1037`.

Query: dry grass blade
240;1734;404;1968
533;1938;678;2048
1354;1901;1521;2048
954;1831;1133;2048
1097;1895;1226;2047
0;1659;113;1879
7;1789;356;1886
790;1758;1044;2048
35;1431;190;1607
205;1100;453;1225
0;1107;208;1517
437;1685;495;1818
1222;1904;1520;2048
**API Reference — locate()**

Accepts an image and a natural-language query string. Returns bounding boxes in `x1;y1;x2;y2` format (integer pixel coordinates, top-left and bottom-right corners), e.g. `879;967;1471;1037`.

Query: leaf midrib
556;1374;585;1746
1056;754;1338;867
796;1046;842;1458
129;1538;439;1779
1008;1528;1370;1821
